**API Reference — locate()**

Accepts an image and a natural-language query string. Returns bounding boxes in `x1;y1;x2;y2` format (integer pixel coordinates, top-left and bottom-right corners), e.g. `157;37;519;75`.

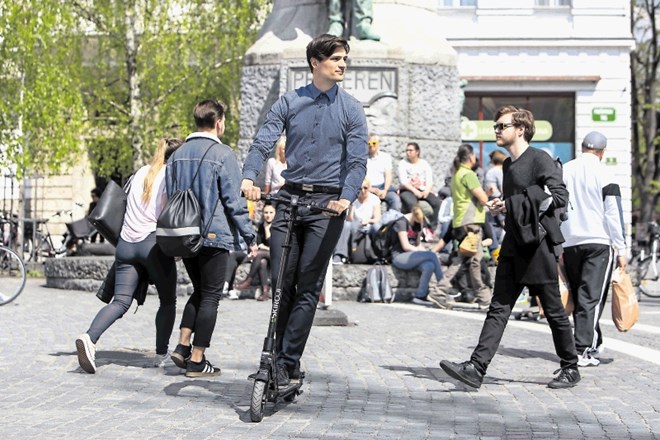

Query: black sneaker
440;360;484;389
547;367;580;389
170;344;192;369
276;364;290;389
185;356;221;378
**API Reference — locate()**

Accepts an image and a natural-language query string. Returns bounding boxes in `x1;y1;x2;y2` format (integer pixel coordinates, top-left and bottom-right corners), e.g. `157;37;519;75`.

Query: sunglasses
493;123;517;132
368;141;379;146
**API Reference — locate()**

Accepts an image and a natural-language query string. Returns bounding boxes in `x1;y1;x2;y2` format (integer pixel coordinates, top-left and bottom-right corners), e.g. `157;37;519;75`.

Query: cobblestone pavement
1;279;659;439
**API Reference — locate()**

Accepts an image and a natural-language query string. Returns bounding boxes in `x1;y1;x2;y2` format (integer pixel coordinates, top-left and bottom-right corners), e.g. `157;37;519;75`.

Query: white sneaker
591;345;605;359
227;290;239;300
75;333;97;374
578;349;600;367
146;351;173;368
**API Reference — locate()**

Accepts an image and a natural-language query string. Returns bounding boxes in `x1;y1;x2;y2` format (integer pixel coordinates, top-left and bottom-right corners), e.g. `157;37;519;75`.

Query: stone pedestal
239;0;461;189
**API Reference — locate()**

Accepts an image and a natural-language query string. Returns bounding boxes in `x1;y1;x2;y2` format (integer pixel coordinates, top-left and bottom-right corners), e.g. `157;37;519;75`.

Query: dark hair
453;143;474;172
407;142;420;153
493;105;535;142
489;150;507;166
193;99;226;130
163;138;184;161
306;34;350;73
91;188;102;198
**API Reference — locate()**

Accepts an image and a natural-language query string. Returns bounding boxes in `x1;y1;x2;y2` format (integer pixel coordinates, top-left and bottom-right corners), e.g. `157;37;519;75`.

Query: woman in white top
333;177;381;263
75;138;183;374
397;142;441;230
264;136;287;194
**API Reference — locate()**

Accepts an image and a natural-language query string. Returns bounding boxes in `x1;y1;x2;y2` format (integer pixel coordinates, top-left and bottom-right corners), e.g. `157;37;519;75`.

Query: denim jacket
165;132;255;250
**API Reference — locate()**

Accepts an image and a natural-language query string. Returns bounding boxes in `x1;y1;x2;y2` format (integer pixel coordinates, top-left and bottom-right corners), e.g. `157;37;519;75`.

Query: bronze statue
328;0;380;41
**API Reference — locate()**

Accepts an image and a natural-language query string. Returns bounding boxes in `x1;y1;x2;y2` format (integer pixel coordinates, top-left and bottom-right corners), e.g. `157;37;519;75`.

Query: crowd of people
73;33;627;392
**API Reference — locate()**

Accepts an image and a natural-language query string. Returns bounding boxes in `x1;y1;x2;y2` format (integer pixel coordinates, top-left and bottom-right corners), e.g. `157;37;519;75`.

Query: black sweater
500;147;568;284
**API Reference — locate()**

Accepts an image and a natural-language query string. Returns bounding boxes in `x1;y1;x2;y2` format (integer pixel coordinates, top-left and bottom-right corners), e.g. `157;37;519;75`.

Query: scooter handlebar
256;193;339;216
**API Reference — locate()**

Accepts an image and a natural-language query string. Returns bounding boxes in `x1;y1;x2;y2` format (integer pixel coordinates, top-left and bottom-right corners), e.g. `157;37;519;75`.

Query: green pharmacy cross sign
460;118;553;141
592;107;616;122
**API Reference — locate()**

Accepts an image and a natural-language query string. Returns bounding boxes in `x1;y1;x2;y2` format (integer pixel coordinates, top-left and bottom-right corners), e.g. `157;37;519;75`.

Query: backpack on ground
157;142;219;258
357;266;395;303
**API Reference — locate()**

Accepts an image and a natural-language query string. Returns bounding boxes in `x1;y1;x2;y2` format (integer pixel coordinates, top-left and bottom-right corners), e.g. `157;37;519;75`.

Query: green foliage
0;1;86;177
76;0;270;179
0;0;271;179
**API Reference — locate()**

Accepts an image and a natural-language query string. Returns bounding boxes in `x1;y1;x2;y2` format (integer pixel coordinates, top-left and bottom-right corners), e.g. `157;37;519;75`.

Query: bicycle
0;243;27;306
23;212;71;262
630;221;660;299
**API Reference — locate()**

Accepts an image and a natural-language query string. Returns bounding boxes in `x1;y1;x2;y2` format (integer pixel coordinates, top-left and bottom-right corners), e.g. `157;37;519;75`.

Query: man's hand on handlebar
241;179;261;202
325;199;350;217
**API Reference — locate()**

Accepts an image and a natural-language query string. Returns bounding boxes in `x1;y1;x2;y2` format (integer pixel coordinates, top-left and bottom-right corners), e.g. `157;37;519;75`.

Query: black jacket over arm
500;147;568;284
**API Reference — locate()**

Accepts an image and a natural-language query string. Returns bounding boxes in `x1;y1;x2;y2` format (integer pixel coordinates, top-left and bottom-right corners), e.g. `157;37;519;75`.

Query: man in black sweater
440;106;580;390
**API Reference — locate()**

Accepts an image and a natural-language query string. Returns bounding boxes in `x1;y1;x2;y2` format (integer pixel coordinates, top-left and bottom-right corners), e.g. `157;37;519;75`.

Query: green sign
460;118;553;141
592;107;616;122
605;157;618;166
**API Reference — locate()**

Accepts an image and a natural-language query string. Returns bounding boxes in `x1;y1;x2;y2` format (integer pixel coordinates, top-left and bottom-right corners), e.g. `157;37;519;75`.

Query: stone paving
1;279;659;439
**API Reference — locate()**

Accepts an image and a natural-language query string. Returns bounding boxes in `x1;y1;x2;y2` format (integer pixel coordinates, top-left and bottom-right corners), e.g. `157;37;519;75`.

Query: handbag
458;231;479;257
88;179;131;246
611;268;639;332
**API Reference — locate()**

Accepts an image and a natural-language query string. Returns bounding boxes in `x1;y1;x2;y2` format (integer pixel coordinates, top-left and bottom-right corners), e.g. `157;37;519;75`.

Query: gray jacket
165;132;255;251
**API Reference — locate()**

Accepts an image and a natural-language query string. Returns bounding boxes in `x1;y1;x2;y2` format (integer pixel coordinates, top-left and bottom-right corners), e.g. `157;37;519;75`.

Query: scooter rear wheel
250;379;267;422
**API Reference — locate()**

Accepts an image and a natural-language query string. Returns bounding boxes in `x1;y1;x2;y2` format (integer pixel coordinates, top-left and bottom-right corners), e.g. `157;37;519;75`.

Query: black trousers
181;247;229;348
270;187;345;374
563;244;614;353
470;257;578;374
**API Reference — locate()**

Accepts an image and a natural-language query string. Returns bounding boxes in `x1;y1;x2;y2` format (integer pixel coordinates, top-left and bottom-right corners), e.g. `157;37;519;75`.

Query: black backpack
369;209;403;263
157;142;219;258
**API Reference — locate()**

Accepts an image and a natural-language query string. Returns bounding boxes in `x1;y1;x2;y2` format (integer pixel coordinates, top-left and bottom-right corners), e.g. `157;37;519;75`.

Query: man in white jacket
561;131;627;367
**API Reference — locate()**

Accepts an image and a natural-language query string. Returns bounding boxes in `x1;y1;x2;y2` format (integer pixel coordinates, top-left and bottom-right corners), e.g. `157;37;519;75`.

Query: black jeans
470;257;578;374
181;247;229;348
270;187;345;374
87;233;177;355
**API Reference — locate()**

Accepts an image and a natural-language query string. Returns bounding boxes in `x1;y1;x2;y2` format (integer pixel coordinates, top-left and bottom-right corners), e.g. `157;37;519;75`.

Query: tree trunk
125;1;143;167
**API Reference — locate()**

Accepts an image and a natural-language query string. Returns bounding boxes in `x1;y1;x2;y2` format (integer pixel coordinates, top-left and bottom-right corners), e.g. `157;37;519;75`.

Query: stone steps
44;256;429;302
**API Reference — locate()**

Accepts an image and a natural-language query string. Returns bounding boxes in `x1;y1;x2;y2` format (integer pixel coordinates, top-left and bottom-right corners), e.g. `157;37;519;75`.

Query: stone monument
239;0;461;191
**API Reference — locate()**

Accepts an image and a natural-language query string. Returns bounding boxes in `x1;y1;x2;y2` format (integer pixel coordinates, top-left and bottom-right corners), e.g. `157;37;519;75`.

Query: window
440;0;477;7
462;94;576;165
535;0;571;6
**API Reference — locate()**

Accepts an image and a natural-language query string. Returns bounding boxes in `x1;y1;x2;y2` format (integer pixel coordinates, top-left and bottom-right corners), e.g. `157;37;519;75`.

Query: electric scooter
248;193;337;423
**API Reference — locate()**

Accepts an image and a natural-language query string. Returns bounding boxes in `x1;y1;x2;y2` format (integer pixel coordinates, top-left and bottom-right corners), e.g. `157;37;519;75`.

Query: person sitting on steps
235;203;275;301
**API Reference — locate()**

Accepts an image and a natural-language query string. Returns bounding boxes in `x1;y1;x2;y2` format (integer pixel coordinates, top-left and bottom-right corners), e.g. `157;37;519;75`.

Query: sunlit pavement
1;279;658;439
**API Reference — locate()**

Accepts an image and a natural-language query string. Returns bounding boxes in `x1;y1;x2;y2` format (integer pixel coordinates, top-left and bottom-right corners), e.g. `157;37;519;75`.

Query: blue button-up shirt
243;82;368;202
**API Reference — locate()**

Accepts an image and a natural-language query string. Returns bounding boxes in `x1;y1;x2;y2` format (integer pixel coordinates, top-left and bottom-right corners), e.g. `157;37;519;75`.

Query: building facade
436;0;634;231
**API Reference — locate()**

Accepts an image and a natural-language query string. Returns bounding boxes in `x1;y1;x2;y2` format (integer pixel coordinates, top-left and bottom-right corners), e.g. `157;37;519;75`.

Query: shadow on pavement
496;346;560;363
163;378;301;423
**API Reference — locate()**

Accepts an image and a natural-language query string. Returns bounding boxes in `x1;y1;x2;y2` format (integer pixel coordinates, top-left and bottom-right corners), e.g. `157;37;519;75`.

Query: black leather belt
284;182;341;194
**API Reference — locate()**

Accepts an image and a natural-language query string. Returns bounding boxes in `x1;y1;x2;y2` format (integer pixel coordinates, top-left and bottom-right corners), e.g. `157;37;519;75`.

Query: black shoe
547;367;580;389
170;344;191;369
459;290;477;304
440;360;483;389
185;356;221;378
276;364;290;389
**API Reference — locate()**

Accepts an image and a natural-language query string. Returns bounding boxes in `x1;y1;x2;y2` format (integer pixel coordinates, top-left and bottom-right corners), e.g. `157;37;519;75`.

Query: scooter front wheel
250;379;267;422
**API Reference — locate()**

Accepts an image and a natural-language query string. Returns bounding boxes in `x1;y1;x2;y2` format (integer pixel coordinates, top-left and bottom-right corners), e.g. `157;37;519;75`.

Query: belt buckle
302;183;314;192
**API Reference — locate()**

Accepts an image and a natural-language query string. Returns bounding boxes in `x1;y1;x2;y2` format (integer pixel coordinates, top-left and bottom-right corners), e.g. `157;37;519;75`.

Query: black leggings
247;250;270;287
87;233;177;354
